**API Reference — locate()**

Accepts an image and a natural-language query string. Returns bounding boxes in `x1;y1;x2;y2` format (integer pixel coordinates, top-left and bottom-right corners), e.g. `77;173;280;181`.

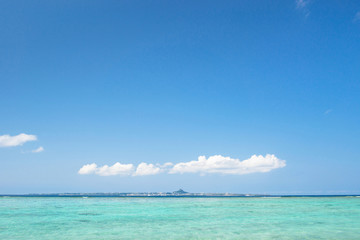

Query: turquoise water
1;197;360;239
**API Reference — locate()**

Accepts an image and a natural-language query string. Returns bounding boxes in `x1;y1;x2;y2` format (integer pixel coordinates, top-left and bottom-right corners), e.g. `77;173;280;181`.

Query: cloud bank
0;133;37;147
169;154;285;175
78;154;286;177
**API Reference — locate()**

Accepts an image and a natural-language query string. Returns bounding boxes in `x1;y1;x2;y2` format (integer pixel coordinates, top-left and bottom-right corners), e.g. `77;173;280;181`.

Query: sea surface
1;196;360;239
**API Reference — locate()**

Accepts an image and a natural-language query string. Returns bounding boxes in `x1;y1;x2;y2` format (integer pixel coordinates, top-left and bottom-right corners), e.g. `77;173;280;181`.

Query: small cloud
96;163;135;176
0;133;37;147
78;163;98;175
354;11;360;22
78;154;286;177
133;163;163;176
296;0;310;18
78;162;134;176
32;146;44;153
296;0;308;9
324;109;333;115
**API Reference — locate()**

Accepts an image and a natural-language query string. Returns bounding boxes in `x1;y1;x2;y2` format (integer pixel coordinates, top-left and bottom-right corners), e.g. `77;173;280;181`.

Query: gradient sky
1;0;360;194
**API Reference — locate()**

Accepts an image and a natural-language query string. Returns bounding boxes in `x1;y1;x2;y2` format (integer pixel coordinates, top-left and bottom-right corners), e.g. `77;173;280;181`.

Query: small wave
78;213;100;216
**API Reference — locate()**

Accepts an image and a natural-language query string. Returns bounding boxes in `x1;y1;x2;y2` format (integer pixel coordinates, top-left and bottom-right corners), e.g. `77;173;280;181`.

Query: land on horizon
1;189;360;198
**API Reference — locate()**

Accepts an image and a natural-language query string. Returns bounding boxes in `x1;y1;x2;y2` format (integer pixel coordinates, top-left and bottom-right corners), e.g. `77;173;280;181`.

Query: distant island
1;189;359;197
1;189;263;197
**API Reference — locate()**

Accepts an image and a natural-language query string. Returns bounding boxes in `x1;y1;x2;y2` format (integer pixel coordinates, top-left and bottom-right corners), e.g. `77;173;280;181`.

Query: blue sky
1;0;360;194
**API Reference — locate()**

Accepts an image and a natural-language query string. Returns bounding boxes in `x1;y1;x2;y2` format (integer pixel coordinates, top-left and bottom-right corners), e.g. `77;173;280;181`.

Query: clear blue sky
1;0;360;194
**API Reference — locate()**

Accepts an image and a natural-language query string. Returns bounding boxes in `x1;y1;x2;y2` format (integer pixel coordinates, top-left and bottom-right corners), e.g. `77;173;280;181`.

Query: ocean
1;196;360;239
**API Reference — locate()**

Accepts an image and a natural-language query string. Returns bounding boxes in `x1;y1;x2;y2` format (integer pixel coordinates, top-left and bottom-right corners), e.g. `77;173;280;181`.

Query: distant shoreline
1;193;360;198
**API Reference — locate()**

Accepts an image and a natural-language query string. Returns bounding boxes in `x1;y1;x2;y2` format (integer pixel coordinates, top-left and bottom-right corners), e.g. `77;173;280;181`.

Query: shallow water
1;197;360;239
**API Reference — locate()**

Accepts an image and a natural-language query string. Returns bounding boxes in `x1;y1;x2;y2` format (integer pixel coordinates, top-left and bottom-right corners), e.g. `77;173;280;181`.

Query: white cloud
169;154;286;175
133;163;163;176
78;162;134;176
78;163;98;175
32;146;44;153
78;154;285;176
0;133;37;147
97;162;134;176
